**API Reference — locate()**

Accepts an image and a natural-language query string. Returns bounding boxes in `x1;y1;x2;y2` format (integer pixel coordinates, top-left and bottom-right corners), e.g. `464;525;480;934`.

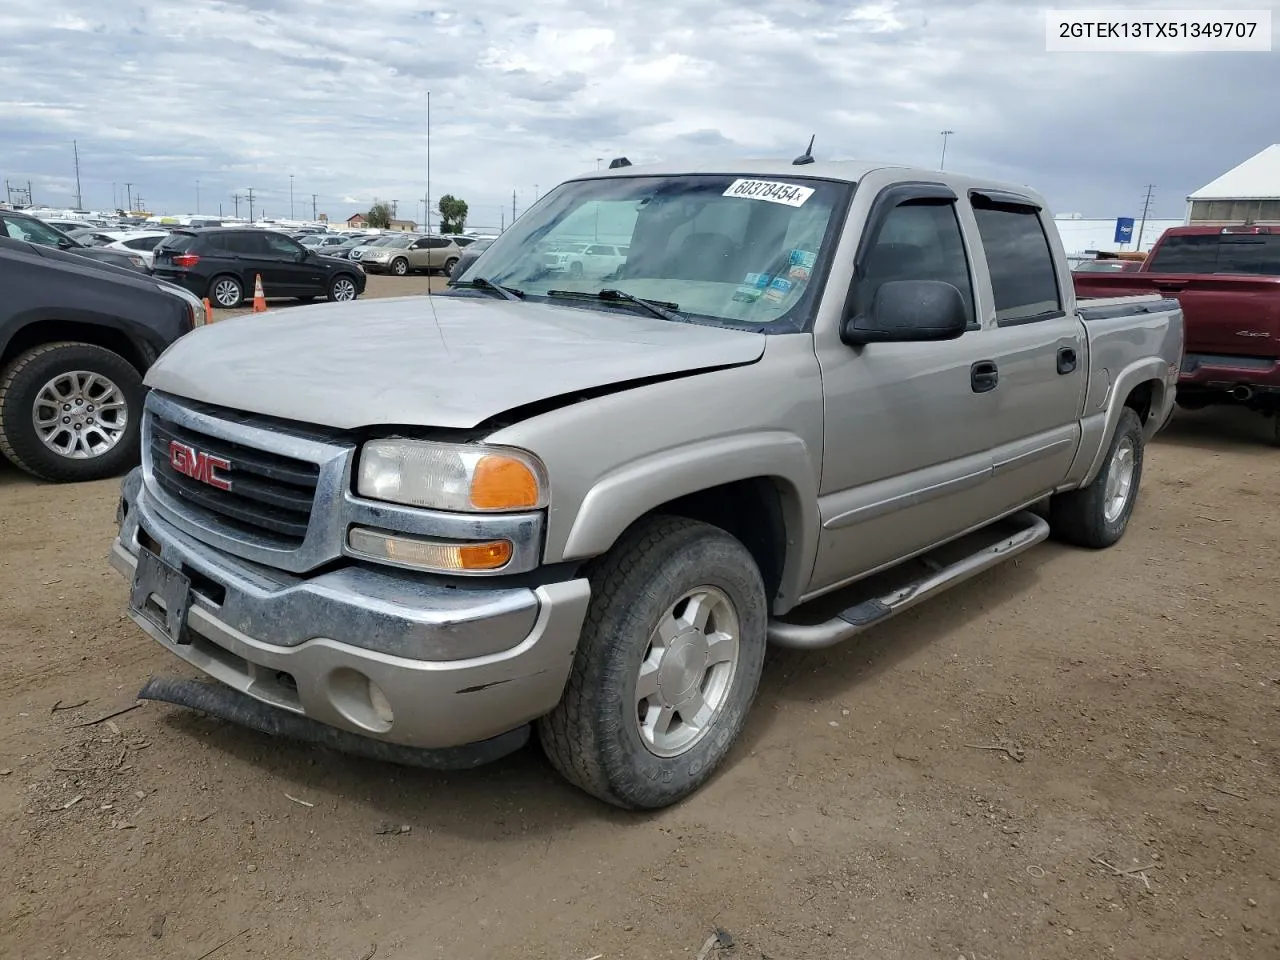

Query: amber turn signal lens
347;527;513;571
470;455;541;510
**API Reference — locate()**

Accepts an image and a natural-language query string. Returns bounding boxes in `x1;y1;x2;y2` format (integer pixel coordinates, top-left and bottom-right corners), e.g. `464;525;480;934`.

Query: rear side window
426;237;452;249
1148;234;1280;276
971;198;1062;324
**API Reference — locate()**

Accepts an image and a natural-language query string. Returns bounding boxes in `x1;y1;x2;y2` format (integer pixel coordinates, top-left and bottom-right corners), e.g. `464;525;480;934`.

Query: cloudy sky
2;0;1276;228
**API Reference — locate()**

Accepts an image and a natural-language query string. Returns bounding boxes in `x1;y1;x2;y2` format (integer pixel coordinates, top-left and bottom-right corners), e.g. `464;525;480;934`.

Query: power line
312;193;318;220
231;192;243;219
246;187;255;223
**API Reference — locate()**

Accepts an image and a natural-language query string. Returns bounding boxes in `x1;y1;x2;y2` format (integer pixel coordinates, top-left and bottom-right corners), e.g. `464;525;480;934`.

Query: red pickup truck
1072;225;1280;445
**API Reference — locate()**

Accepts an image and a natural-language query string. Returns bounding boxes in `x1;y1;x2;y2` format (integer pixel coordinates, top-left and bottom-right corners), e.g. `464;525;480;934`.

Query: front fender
558;430;820;611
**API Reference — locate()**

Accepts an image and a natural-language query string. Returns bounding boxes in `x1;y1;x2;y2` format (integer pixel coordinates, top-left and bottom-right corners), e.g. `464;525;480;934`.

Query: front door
811;186;1002;591
256;232;323;295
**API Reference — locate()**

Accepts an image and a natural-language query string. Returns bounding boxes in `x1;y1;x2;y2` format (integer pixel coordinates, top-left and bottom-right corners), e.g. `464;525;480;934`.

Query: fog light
348;526;513;572
368;679;394;726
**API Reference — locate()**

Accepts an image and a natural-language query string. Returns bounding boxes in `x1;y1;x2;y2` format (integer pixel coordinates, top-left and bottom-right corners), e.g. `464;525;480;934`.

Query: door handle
1057;346;1078;374
970;360;999;393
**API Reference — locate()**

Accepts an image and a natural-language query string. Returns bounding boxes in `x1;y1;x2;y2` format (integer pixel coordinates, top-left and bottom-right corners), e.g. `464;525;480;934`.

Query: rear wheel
443;257;459;277
1049;407;1144;548
537;516;767;809
209;275;244;309
0;342;144;483
328;275;358;302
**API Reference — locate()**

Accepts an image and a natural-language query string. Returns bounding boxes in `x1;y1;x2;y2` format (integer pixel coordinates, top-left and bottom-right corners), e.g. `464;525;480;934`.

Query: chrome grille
149;413;320;548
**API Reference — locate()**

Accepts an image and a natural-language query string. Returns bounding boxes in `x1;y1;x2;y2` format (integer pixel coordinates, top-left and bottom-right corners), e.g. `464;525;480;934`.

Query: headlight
160;282;207;327
357;439;548;512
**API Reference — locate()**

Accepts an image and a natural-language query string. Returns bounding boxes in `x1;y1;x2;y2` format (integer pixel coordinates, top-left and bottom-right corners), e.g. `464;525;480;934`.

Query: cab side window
971;197;1062;324
856;199;976;326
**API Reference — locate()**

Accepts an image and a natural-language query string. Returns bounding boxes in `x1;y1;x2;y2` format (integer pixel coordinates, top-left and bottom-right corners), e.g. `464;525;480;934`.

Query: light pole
939;130;954;170
196;179;200;214
289;174;295;220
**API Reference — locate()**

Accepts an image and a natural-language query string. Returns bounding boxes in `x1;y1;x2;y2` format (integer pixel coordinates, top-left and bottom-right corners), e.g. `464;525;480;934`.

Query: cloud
2;0;1277;229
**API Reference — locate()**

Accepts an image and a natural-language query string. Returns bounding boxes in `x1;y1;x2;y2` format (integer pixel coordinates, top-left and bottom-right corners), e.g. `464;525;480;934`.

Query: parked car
150;227;367;308
1073;224;1279;443
97;230;171;269
446;237;494;280
320;237;373;260
109;159;1181;809
355;233;461;276
300;234;355;254
1;210;149;273
1073;259;1142;273
0;235;205;482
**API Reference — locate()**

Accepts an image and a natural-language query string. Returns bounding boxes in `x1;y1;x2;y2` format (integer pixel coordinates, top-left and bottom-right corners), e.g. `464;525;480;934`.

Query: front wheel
391;257;408;276
0;342;144;483
537;516;768;809
1049;407;1144;548
328;275;359;302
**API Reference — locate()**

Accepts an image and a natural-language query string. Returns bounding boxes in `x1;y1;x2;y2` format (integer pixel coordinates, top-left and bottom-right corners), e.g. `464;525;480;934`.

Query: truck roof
1157;224;1275;237
570;158;1053;211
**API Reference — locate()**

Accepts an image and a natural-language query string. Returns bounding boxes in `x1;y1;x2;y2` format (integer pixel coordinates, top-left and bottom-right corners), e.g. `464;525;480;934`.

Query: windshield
383;235;415;248
3;216;72;247
455;173;850;331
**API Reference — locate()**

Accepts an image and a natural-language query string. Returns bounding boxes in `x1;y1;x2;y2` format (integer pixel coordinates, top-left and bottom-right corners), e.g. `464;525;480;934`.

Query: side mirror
56;236;75;249
296;249;309;261
841;280;969;346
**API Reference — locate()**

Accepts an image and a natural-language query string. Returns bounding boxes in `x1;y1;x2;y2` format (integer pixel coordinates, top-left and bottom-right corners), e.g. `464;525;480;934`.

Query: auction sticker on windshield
723;179;814;207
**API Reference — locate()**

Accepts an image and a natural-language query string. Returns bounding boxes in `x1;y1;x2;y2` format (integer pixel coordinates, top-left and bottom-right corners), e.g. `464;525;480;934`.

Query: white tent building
1186;144;1280;226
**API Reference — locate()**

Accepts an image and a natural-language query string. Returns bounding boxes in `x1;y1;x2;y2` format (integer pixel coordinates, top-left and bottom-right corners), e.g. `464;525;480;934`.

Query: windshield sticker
731;272;772;303
723;179;815;207
788;249;816;280
763;277;793;303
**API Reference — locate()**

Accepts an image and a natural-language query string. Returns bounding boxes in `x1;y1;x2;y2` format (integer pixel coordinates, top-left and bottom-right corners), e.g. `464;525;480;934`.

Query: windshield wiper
546;288;681;322
457;276;524;301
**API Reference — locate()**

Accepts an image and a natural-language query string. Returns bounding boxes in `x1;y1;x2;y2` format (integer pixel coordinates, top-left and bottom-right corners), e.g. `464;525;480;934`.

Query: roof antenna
792;135;816;166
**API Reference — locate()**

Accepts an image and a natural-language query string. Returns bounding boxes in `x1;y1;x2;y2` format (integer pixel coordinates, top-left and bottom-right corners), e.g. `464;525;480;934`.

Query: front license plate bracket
130;547;193;645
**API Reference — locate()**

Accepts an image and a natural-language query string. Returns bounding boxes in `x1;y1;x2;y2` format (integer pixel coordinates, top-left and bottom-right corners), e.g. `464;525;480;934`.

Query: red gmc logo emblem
168;440;232;491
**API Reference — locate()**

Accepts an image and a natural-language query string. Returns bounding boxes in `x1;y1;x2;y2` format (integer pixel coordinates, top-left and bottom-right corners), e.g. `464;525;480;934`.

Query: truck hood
145;294;766;429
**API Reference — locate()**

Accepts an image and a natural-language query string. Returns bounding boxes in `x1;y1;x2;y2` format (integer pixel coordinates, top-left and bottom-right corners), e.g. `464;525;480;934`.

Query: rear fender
1068;357;1170;488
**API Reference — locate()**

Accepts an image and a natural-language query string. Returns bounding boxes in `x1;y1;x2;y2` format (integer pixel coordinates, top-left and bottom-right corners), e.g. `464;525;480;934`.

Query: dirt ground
1;326;1278;959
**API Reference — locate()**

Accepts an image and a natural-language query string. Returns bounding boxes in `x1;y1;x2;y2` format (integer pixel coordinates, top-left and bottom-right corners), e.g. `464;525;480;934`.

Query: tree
437;195;468;234
366;201;393;229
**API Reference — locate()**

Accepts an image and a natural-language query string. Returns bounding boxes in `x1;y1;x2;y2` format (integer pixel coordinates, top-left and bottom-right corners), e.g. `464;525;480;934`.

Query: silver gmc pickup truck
109;157;1183;809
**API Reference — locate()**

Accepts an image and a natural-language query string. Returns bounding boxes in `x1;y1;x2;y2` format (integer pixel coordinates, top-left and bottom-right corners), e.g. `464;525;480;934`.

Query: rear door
960;191;1087;515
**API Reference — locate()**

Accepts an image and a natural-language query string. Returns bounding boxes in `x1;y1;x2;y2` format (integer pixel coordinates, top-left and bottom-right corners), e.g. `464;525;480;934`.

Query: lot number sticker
723;179;814;207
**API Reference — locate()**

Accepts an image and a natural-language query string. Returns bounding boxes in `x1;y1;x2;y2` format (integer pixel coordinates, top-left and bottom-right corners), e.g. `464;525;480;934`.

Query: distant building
345;214;416;231
1186;144;1280;226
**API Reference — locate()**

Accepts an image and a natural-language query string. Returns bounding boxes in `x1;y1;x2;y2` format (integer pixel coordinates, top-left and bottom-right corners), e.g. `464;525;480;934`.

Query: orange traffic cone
252;273;267;313
201;298;214;324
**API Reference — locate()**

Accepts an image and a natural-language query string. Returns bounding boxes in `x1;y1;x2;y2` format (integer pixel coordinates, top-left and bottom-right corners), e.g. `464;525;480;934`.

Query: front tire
1049;407;1144;548
328;275;359;302
391;257;408;276
537;516;768;809
0;342;144;483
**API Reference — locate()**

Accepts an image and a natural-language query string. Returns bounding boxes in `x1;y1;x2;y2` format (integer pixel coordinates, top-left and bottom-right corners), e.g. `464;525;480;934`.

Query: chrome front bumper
112;468;591;750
